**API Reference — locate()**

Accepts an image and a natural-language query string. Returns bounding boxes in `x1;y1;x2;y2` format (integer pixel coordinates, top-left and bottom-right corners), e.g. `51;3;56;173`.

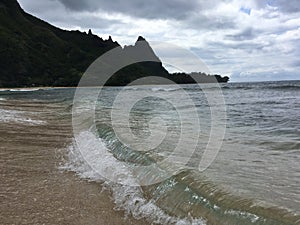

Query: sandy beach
0;99;147;225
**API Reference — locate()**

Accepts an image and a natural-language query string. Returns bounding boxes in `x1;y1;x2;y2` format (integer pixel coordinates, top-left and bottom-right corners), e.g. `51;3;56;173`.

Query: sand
0;100;148;225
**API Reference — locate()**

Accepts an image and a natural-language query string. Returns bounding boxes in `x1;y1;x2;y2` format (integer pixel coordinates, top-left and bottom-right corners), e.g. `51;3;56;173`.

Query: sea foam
0;108;46;125
62;131;206;225
8;88;43;92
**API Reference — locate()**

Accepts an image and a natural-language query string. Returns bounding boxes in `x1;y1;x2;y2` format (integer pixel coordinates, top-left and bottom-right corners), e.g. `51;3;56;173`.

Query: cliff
0;0;228;87
0;0;119;87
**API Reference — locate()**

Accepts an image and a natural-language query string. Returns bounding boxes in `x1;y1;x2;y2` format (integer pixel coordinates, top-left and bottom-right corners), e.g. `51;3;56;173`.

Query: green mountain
0;0;228;88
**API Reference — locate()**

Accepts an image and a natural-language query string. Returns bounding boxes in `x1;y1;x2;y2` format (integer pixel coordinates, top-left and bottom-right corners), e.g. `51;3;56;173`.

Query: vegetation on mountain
0;0;229;88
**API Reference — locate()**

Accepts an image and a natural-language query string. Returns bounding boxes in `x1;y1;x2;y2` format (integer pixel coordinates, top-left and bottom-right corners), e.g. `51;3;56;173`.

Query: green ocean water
1;81;299;224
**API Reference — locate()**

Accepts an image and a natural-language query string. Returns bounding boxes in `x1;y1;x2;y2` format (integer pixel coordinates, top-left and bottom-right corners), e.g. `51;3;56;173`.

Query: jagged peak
135;35;150;47
137;36;146;42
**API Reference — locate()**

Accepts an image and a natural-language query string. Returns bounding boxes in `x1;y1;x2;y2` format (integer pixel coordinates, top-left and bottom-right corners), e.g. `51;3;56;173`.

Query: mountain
0;0;119;87
0;0;228;88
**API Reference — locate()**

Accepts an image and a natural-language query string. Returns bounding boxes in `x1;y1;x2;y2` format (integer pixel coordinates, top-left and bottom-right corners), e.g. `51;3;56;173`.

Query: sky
18;0;300;82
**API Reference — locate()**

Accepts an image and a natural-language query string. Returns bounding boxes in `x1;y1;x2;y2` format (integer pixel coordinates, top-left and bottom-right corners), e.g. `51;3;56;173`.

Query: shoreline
0;100;147;225
1;79;300;91
0;81;230;91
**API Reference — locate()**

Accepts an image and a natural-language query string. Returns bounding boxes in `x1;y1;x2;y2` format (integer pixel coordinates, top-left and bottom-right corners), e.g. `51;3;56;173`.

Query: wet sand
0;100;147;225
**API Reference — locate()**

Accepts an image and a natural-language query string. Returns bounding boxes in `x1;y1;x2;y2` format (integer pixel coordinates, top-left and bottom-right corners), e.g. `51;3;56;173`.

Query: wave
9;88;45;92
61;129;300;224
228;84;300;91
151;87;181;92
61;131;206;225
267;85;300;90
0;87;54;92
0;108;46;125
151;86;228;93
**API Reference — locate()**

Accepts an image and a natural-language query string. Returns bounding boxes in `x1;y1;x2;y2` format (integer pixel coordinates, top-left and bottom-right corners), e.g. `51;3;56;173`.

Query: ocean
0;80;299;225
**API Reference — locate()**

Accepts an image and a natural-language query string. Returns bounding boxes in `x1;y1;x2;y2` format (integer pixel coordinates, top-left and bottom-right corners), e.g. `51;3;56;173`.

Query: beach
0;82;299;225
1;0;300;224
0;99;146;225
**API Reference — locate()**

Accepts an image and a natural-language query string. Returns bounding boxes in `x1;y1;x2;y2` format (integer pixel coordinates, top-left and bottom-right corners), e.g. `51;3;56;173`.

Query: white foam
8;88;43;92
0;88;46;92
224;210;260;223
151;87;180;92
0;108;46;125
62;131;206;225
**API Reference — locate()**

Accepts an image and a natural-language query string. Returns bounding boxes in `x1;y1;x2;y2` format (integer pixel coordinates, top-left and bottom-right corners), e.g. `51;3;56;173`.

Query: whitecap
151;87;180;92
61;131;206;225
9;88;43;92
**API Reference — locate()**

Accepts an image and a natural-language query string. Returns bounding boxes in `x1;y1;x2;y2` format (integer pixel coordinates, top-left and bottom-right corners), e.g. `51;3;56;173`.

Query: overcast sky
18;0;300;82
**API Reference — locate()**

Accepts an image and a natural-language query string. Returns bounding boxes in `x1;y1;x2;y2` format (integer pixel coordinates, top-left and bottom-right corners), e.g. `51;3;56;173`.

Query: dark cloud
206;40;267;53
58;0;300;18
185;14;236;30
168;1;239;31
18;0;123;31
17;0;57;14
226;28;256;41
57;0;247;24
290;60;300;67
52;14;123;31
58;0;91;11
271;0;300;13
58;0;201;20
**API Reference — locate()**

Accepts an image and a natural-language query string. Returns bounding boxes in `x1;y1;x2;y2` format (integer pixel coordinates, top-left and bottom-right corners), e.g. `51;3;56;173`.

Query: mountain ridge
0;0;229;87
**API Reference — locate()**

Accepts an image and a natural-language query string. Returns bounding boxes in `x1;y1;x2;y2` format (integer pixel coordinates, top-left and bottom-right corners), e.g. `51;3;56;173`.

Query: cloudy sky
18;0;300;82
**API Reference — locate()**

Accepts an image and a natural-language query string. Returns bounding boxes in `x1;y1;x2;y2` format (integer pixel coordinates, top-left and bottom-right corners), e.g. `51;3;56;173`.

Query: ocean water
1;81;299;224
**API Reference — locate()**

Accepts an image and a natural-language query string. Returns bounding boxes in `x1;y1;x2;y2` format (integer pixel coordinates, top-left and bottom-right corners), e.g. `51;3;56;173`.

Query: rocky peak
137;36;146;42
